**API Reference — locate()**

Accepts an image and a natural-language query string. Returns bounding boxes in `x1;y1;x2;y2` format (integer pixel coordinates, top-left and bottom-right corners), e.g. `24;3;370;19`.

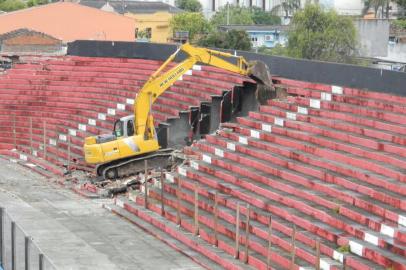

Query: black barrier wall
68;40;406;97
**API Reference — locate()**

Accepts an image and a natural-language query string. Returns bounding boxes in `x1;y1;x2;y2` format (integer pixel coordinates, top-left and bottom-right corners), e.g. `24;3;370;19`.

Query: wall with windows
125;11;174;43
247;30;287;48
201;0;283;18
333;0;364;15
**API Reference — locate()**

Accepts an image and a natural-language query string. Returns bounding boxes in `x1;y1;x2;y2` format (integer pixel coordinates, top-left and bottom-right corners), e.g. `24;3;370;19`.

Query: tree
271;0;301;18
210;5;254;26
251;7;281;25
286;4;357;63
27;0;48;7
396;0;406;16
170;12;211;41
363;0;392;18
0;0;26;11
175;0;202;12
197;29;252;50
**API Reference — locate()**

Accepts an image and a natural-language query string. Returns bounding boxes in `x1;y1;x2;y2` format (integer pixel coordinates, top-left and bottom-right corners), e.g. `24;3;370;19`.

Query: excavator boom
134;43;273;140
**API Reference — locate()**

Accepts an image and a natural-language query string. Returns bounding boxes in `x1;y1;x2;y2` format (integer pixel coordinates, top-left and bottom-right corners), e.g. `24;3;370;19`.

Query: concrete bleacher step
273;77;406;105
175;157;385;270
0;149;64;177
264;100;406;156
220;124;405;203
191;140;406;250
2;157;56;180
238;114;406;181
103;203;222;270
267;100;406;152
257;103;406;161
279;84;406;115
288;96;406;136
195;135;406;223
234;116;406;185
183;147;406;269
153;177;334;270
145;188;273;269
213;128;406;214
215;129;405;210
113;196;256;270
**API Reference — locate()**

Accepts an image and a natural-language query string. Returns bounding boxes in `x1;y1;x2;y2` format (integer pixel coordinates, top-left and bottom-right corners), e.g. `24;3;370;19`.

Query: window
127;120;134;136
146;28;152;39
134;28;139;40
251;37;258;42
114;120;124;137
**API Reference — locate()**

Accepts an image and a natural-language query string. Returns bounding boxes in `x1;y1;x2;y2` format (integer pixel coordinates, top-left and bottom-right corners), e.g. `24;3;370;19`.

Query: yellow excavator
84;43;273;179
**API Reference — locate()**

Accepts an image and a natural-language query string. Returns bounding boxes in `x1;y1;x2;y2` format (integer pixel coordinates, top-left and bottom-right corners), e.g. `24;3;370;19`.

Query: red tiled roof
0;2;135;42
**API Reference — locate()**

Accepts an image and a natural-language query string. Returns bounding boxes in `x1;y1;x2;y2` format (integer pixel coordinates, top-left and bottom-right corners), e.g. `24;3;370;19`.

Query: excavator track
97;148;174;180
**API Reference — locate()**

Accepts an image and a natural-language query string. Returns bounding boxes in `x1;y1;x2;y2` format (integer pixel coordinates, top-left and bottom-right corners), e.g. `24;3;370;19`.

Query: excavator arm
135;43;272;140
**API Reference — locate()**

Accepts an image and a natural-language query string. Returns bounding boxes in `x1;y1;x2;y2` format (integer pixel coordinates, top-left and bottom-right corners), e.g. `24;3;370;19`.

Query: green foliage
251;7;281;25
197;29;252;51
397;0;406;6
0;0;26;11
175;0;202;12
27;0;48;7
137;30;148;39
271;0;301;18
257;44;287;56
210;5;280;26
397;0;406;11
210;5;254;26
286;4;357;63
337;245;350;253
393;19;406;29
170;12;211;41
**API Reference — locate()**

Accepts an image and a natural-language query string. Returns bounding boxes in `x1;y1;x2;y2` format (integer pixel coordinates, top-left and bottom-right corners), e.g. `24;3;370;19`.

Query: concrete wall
384;43;406;63
354;19;389;58
333;0;364;15
1;44;62;53
0;32;63;54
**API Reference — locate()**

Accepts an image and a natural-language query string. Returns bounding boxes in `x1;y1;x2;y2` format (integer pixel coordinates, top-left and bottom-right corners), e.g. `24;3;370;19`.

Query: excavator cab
85;116;139;164
113;116;135;138
113;120;124;137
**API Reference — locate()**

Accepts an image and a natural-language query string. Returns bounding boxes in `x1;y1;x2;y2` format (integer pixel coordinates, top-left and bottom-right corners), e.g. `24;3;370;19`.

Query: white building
319;0;364;16
201;0;297;18
200;0;366;18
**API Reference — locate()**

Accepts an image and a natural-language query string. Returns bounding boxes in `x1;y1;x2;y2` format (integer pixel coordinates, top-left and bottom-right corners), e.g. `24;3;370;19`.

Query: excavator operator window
127;120;134;136
114;120;124;137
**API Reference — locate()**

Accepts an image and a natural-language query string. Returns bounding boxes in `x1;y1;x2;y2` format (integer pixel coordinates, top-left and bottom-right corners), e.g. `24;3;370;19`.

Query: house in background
0;2;135;43
218;25;288;48
79;0;183;43
0;28;63;54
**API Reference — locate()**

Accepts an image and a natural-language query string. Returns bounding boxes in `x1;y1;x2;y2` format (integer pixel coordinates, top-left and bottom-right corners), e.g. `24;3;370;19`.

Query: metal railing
0;207;57;270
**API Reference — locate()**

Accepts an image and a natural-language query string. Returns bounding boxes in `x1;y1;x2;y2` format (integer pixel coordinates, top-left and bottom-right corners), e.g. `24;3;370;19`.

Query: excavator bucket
248;60;275;105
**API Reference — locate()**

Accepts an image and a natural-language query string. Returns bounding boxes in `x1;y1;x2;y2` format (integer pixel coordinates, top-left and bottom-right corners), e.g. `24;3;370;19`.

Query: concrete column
0;207;3;268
